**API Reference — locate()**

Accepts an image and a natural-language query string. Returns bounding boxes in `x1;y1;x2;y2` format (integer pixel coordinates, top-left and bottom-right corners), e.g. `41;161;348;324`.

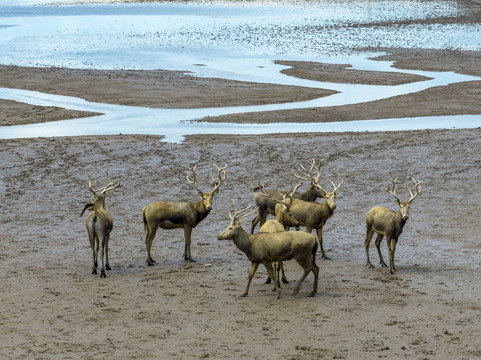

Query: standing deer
80;171;120;278
289;173;343;259
365;177;422;274
142;163;227;265
250;158;325;234
259;186;300;286
218;203;319;299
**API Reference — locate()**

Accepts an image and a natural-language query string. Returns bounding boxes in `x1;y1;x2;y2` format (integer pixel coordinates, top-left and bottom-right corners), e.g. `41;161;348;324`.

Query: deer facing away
142;163;227;265
365;177;422;274
218;203;319;299
80;172;120;278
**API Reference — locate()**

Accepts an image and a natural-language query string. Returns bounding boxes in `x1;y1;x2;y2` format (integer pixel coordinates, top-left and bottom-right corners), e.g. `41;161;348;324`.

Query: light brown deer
142;163;227;265
218;203;319;299
365;177;422;274
250;158;325;234
288;173;343;259
80;171;120;278
259;186;300;285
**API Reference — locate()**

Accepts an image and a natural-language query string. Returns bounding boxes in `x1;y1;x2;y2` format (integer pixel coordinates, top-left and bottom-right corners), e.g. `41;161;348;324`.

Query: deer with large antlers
365;177;422;274
80;171;120;278
218;202;319;299
142;163;227;265
289;168;343;259
250;158;326;234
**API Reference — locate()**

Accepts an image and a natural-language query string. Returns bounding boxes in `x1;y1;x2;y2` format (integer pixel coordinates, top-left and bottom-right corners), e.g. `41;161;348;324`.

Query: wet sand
1;17;481;360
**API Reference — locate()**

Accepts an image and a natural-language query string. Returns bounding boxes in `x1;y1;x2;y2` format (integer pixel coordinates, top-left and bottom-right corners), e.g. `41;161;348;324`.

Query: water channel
0;1;480;142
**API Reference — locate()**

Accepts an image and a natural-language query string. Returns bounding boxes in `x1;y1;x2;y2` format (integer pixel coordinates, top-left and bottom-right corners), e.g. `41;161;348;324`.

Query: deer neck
391;211;407;236
193;199;211;223
300;185;317;202
232;227;254;256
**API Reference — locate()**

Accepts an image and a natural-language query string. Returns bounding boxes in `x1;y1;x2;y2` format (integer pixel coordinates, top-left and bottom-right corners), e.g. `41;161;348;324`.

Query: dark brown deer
80;171;120;278
218;203;319;299
288;174;343;259
250;158;325;233
365;177;422;274
142;163;227;265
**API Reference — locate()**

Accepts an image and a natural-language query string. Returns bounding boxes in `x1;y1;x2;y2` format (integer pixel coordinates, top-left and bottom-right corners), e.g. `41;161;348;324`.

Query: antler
211;163;227;194
388;177;401;204
407;177;422;204
186;163;203;195
328;173;343;193
292;157;324;184
229;200;256;221
88;171;120;195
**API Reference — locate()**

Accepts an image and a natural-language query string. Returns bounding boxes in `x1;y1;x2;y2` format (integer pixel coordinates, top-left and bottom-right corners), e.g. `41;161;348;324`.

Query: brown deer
142;163;227;265
259;186;300;286
250;158;325;234
80;171;120;278
259;185;300;232
288;173;343;259
218;203;319;299
365;177;422;274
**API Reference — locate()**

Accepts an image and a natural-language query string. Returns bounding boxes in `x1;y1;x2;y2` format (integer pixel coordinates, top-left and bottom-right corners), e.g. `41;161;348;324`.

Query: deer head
388;177;422;221
187;163;227;211
87;171;120;209
262;184;300;228
292;157;325;198
218;201;256;240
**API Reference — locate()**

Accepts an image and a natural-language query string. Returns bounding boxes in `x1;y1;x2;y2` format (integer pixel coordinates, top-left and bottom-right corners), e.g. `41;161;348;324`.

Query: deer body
142;164;226;265
365;178;422;274
218;206;319;299
80;172;119;278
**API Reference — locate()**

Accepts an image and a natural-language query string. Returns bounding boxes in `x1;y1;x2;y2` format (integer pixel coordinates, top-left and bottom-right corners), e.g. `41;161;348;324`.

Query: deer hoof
265;278;272;284
100;271;106;278
106;265;112;271
282;278;289;284
92;269;97;275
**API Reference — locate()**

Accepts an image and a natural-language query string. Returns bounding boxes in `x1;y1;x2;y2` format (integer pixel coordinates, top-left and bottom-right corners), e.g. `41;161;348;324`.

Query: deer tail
80;203;94;217
142;207;148;232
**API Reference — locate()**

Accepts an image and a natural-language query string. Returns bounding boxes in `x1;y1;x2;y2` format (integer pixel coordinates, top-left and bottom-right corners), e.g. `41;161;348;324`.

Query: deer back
253;189;283;215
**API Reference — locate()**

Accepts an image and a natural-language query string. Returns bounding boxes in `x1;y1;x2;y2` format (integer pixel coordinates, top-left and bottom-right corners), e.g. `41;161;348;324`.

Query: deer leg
264;262;280;299
145;225;158;266
292;267;310;296
386;238;396;274
375;234;387;268
104;233;111;271
88;227;97;275
315;227;329;260
183;227;195;262
100;235;106;278
250;209;266;234
241;262;259;297
390;238;398;273
280;261;289;284
365;227;375;268
94;234;100;274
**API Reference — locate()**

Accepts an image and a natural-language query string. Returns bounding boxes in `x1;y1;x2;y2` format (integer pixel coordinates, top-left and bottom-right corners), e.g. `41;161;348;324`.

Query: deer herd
81;158;422;299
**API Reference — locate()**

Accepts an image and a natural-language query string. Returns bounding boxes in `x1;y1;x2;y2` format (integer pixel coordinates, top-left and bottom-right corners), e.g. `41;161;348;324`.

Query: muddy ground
1;22;481;360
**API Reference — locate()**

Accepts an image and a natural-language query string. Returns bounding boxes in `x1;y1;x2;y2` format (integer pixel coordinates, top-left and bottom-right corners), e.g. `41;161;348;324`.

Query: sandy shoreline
1;9;481;358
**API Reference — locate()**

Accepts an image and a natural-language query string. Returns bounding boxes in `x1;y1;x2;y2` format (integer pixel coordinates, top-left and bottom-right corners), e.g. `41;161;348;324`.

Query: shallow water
0;1;480;141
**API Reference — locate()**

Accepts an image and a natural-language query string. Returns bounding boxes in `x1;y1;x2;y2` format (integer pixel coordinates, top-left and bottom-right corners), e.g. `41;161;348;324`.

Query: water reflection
0;1;480;141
